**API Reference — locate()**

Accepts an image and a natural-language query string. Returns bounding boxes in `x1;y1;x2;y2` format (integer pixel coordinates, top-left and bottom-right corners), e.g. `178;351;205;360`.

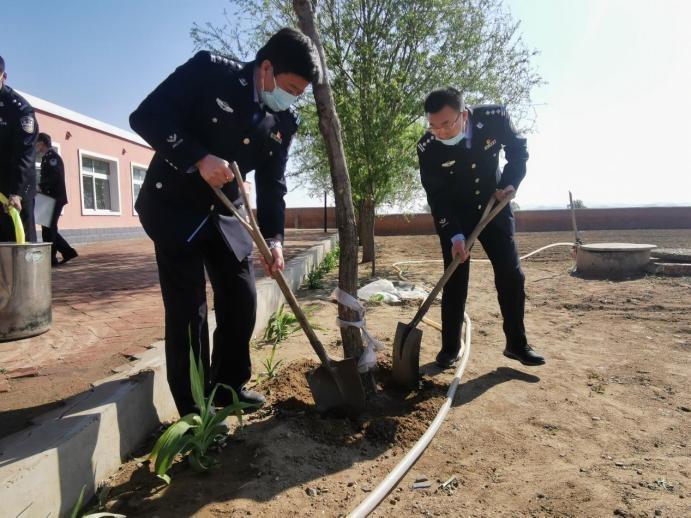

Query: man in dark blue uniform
418;88;544;368
36;132;78;266
130;28;320;415
0;55;38;242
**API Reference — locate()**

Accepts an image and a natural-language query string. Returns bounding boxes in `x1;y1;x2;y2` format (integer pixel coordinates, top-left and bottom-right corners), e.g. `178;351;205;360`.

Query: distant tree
510;200;520;211
569;199;586;209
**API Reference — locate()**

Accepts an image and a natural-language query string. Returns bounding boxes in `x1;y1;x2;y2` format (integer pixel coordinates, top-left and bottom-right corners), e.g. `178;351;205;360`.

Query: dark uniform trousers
41;202;74;260
439;211;527;357
154;219;256;414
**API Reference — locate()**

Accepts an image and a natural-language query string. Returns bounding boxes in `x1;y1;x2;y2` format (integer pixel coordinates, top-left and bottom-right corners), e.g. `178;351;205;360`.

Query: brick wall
283;206;691;235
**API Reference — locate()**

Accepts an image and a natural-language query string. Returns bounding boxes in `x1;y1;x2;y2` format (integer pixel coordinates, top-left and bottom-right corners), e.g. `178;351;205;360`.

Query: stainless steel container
0;242;52;341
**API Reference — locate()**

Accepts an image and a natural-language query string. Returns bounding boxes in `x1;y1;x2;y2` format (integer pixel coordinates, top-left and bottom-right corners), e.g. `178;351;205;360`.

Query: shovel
392;192;515;388
212;163;366;414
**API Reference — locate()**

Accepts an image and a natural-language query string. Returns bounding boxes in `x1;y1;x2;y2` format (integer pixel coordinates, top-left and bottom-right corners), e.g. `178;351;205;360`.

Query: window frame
130;162;148;216
78;149;122;216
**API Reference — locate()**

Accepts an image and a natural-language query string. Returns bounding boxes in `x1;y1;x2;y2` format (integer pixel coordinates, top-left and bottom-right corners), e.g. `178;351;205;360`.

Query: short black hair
38;132;52;147
0;55;5;74
424;88;464;114
256;28;321;82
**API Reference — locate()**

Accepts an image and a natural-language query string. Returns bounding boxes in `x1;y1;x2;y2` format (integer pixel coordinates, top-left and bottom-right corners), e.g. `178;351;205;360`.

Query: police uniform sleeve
498;108;528;190
418;144;465;243
129;51;213;171
9;105;38;198
254;119;294;244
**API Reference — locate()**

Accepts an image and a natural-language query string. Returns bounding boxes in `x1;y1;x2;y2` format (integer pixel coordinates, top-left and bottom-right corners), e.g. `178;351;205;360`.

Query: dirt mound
262;357;447;448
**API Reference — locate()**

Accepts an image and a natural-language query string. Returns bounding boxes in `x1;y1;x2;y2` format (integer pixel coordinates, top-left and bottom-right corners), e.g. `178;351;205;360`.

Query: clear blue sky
3;0;690;209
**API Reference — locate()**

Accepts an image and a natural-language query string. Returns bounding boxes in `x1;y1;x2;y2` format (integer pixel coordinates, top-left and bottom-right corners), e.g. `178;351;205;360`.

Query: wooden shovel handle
408;193;515;330
212;166;333;368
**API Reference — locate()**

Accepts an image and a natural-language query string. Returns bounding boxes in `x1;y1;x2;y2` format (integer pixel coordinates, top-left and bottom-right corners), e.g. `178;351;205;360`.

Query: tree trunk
293;0;363;360
358;196;376;277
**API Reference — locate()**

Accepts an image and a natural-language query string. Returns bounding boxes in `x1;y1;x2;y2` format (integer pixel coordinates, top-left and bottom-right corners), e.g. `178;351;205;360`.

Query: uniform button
478;204;482;210
211;117;218;123
475;178;480;183
475;190;480;195
471;163;476;169
269;151;273;156
243;138;250;145
449;170;454;175
210;204;215;211
493;153;497;157
155;182;163;189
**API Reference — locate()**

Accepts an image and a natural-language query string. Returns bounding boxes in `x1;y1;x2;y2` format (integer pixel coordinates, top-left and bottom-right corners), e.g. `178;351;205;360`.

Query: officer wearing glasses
418;87;545;368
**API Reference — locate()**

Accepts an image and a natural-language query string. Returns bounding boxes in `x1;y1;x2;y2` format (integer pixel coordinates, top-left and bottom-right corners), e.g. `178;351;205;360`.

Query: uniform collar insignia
476;122;483;129
441;160;456;167
239;78;248;86
216;98;234;112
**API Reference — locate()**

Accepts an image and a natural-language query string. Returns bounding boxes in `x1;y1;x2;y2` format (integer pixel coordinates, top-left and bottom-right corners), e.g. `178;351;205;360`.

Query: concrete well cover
579;243;657;252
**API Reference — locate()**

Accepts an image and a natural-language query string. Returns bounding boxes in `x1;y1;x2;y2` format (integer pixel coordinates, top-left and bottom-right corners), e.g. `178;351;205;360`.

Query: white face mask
260;66;298;112
437;131;465;146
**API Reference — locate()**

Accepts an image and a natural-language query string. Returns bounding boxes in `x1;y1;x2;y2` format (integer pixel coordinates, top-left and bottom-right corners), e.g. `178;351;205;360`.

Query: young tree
192;0;542;277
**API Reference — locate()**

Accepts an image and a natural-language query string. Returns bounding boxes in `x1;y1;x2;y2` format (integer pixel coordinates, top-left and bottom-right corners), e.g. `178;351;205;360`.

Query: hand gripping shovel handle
407;192;515;330
212;164;333;369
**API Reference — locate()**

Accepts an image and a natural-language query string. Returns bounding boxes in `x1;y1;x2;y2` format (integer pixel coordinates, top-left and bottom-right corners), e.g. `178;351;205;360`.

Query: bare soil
99;229;691;517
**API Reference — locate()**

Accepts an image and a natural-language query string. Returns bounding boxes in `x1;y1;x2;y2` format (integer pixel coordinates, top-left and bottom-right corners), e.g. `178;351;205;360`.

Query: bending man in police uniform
130;28;320;415
36;132;78;265
0;55;38;242
418;88;544;368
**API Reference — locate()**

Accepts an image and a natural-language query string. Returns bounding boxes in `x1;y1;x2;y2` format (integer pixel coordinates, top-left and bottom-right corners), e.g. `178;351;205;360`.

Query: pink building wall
33;110;153;231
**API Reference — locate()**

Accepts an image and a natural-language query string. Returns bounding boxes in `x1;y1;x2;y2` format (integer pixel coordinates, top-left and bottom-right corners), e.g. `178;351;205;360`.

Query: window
131;163;147;214
79;150;120;214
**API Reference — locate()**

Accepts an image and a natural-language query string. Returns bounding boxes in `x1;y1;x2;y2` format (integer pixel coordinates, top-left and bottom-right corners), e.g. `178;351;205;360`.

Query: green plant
149;343;256;484
305;245;340;290
69;484;124;518
261;343;284;380
263;304;301;344
306;268;325;289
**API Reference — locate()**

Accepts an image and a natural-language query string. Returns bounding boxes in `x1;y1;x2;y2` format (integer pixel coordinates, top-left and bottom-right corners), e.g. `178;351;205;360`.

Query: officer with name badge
418;87;545;368
0;55;38;242
129;28;321;416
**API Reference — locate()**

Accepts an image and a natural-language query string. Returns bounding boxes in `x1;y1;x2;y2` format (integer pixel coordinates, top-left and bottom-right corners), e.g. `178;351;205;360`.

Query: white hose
348;313;472;518
348;241;573;516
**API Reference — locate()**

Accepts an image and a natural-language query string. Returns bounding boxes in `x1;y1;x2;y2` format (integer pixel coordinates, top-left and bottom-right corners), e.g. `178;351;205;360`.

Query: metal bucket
0;242;52;341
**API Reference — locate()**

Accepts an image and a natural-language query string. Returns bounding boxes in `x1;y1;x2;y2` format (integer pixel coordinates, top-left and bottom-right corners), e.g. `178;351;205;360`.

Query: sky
2;0;690;210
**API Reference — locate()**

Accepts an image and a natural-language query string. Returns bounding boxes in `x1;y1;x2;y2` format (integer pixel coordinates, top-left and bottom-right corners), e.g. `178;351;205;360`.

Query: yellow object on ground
0;192;25;244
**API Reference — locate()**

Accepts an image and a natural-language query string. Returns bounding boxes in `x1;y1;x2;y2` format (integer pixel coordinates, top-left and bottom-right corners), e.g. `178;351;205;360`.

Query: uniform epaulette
209;52;242;71
474;104;506;118
417;132;435;153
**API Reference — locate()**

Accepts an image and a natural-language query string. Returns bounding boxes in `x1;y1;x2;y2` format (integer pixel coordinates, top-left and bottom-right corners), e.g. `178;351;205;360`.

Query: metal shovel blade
392;322;422;388
306;357;366;414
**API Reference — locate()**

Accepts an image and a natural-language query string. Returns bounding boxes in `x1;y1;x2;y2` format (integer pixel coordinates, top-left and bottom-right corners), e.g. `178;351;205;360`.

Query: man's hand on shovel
495;185;516;202
260;244;285;276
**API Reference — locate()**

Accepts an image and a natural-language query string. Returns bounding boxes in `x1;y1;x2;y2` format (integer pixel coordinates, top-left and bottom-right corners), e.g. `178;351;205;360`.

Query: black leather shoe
503;344;545;366
60;249;78;265
435;350;460;369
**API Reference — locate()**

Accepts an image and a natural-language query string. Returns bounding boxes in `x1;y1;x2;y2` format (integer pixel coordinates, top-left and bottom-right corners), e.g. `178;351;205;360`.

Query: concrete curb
0;234;338;517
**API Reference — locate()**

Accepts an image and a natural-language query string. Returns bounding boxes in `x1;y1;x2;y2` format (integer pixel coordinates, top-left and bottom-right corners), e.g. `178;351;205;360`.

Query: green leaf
189;345;206;414
69;485;87;518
